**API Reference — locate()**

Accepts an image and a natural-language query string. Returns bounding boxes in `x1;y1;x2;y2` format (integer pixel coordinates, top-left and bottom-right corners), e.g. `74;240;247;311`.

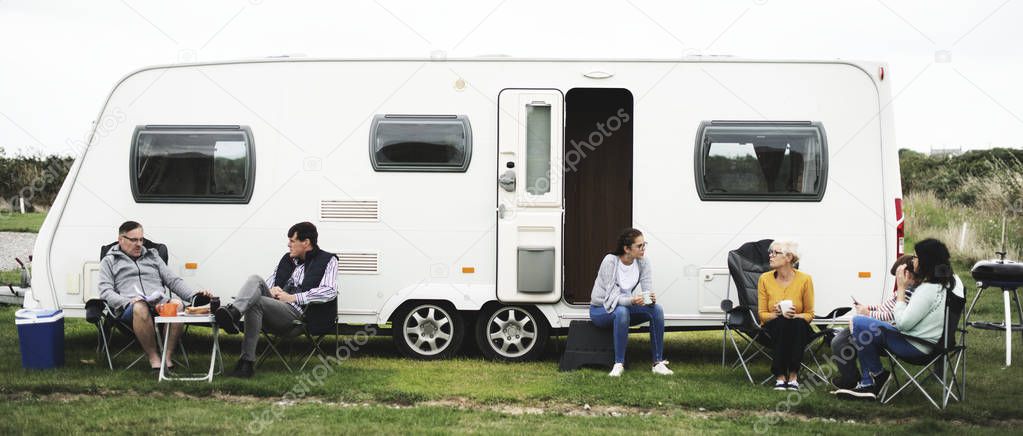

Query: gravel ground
0;232;36;271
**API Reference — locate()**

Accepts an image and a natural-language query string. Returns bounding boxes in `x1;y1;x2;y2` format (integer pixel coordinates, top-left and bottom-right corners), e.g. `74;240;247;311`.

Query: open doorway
563;88;634;304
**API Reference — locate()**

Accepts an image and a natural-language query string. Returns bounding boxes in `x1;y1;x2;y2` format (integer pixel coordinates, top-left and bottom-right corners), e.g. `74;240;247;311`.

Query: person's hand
632;294;644;305
782;308;797;319
895;264;911;291
276;292;297;303
895;265;911;302
130;296;143;304
197;289;213;297
269;286;284;297
650;293;656;304
854;303;869;316
774;303;782;316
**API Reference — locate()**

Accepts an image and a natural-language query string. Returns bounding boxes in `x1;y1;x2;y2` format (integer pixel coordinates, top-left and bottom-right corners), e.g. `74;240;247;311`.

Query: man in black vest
215;222;338;378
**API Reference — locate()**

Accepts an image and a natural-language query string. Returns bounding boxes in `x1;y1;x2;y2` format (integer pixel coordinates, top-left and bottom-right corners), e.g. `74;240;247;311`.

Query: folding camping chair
256;296;339;372
85;239;198;370
879;285;967;409
721;239;849;384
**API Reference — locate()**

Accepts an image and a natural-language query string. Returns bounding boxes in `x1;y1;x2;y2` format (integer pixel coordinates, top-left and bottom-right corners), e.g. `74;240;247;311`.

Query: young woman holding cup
757;240;815;391
588;228;672;377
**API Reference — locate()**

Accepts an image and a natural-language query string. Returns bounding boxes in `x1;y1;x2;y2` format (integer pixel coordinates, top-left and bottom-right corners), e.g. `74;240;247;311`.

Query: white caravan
28;57;904;361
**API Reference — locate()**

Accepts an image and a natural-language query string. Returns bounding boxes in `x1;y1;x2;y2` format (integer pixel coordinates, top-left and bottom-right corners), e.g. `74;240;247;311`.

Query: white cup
778;299;794;314
642;291;653;306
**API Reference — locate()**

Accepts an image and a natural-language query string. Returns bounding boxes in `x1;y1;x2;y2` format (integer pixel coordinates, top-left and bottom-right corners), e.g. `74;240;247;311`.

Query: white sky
1;0;1021;156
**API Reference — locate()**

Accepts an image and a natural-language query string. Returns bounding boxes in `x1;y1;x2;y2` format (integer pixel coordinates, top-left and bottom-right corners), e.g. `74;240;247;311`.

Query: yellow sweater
757;269;815;323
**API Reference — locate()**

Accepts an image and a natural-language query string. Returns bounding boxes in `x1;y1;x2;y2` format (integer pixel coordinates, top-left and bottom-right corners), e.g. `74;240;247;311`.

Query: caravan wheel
392;303;464;360
476;305;548;362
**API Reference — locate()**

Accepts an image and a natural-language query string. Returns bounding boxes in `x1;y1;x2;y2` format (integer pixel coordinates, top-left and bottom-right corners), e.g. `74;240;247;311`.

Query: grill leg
1013;289;1023;350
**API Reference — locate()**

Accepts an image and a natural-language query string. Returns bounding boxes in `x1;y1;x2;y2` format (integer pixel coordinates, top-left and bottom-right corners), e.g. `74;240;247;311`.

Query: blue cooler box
15;308;65;369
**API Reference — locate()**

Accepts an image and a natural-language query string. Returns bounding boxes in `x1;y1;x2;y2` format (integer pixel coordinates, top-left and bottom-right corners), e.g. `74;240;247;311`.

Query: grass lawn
0;269;22;285
1;265;1021;435
0;212;45;233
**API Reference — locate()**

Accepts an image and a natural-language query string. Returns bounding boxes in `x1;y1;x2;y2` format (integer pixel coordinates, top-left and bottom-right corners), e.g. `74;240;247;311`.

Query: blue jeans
589;304;665;364
850;315;928;385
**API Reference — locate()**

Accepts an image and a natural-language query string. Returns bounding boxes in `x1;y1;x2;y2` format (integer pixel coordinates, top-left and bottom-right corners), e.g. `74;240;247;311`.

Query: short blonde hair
770;240;800;265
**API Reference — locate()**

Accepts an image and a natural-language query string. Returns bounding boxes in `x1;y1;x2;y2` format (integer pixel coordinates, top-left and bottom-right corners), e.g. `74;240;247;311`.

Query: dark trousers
763;317;812;377
830;328;860;387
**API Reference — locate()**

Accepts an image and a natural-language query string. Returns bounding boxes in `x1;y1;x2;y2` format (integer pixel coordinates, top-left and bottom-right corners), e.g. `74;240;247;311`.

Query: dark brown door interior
563;88;634;304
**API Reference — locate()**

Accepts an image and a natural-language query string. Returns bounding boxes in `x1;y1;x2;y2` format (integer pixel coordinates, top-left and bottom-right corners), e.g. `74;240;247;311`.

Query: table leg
159;323;170;381
207;324;219;382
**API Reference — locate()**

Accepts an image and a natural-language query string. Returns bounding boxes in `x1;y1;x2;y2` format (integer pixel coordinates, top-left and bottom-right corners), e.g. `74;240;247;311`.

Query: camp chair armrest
814;307;851;320
190;293;211;307
85;298;108;324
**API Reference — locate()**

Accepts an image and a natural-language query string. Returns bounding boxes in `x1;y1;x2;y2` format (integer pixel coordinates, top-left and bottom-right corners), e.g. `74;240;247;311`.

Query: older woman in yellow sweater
757;240;815;391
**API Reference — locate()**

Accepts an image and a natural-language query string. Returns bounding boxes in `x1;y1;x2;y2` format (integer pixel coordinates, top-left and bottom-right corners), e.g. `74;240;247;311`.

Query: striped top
266;256;339;313
866;288;914;323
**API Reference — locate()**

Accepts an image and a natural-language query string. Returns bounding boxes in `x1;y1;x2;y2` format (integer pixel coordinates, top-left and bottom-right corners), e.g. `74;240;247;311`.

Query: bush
0;148;73;211
901;148;1023;264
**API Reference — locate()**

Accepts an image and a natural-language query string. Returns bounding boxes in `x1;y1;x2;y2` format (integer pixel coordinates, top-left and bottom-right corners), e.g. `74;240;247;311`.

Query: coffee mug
157;301;179;317
642;291;653;306
778;300;794;314
210;297;221;312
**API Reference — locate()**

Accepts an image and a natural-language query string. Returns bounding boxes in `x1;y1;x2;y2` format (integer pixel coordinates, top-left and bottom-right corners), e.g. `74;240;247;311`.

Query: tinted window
696;122;827;201
131;126;255;203
370;115;471;172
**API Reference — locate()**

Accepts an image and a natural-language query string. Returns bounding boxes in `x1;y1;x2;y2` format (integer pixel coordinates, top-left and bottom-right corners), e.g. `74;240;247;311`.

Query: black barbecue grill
968;252;1023;365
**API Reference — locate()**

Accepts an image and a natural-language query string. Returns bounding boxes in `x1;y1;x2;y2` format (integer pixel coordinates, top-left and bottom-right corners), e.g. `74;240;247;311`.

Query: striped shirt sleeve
265;266;278;289
868;288;913;323
295;256;338;305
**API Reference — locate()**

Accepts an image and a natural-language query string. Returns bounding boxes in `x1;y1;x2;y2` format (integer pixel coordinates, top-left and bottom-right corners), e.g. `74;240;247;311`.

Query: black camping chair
721;239;849;384
879;284;967;409
85;239;197;370
256;296;339;372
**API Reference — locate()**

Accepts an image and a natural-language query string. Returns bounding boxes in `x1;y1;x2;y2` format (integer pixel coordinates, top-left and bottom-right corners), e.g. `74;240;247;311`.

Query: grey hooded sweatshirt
97;244;196;312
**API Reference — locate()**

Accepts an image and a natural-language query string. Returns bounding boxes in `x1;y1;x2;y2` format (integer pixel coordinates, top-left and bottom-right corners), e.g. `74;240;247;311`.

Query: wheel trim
403;305;453;356
486;307;538;358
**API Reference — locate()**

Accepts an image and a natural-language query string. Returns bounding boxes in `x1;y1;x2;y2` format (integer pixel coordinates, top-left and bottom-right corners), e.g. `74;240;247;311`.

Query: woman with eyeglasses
589;228;672;377
758;240;815;391
835;238;964;400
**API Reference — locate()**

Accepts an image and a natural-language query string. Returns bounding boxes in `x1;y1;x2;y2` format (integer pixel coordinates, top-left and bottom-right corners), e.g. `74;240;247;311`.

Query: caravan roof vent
320;199;380;222
336;251;380;275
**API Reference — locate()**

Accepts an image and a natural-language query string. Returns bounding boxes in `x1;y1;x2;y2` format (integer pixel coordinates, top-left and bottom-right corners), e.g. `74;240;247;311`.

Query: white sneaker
608;363;625;377
652;361;674;375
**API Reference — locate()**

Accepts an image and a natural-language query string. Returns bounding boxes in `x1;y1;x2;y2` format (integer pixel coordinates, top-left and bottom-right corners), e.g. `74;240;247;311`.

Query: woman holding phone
757;240;815;391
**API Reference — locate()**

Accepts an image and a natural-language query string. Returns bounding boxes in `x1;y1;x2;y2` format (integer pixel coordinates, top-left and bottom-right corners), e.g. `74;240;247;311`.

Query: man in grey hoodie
97;221;213;370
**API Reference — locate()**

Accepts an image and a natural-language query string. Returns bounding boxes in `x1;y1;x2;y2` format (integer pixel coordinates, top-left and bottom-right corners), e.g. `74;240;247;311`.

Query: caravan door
496;89;564;303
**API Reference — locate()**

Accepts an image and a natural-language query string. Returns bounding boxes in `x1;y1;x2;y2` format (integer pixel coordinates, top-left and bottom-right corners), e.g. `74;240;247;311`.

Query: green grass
0;269;22;285
0;273;1021;434
0;211;45;233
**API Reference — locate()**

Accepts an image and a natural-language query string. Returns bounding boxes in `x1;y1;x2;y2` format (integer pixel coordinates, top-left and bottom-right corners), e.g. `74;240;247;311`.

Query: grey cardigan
589;253;653;312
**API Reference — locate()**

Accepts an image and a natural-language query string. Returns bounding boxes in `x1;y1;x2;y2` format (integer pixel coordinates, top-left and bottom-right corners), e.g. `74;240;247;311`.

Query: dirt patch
4;390;1021;428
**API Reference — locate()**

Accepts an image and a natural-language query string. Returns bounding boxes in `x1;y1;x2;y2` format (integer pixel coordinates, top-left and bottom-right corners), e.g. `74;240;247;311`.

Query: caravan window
695;122;828;202
131;126;255;204
370;115;472;172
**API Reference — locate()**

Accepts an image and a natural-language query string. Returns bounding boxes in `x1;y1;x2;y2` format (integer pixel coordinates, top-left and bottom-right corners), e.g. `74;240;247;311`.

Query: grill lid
971;257;1023;287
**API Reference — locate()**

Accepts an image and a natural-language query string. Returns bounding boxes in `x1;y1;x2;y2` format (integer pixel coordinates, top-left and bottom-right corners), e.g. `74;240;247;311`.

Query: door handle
498;170;516;192
498;203;507;219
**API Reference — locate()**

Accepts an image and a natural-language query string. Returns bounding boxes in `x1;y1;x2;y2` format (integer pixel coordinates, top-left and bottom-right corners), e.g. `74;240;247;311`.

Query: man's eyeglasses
767;250;786;257
121;235;143;244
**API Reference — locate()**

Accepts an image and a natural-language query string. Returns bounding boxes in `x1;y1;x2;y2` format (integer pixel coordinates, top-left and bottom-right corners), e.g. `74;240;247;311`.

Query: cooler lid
15;308;63;319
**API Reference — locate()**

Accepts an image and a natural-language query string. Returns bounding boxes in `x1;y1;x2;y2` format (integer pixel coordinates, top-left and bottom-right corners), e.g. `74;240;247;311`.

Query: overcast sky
1;0;1020;157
